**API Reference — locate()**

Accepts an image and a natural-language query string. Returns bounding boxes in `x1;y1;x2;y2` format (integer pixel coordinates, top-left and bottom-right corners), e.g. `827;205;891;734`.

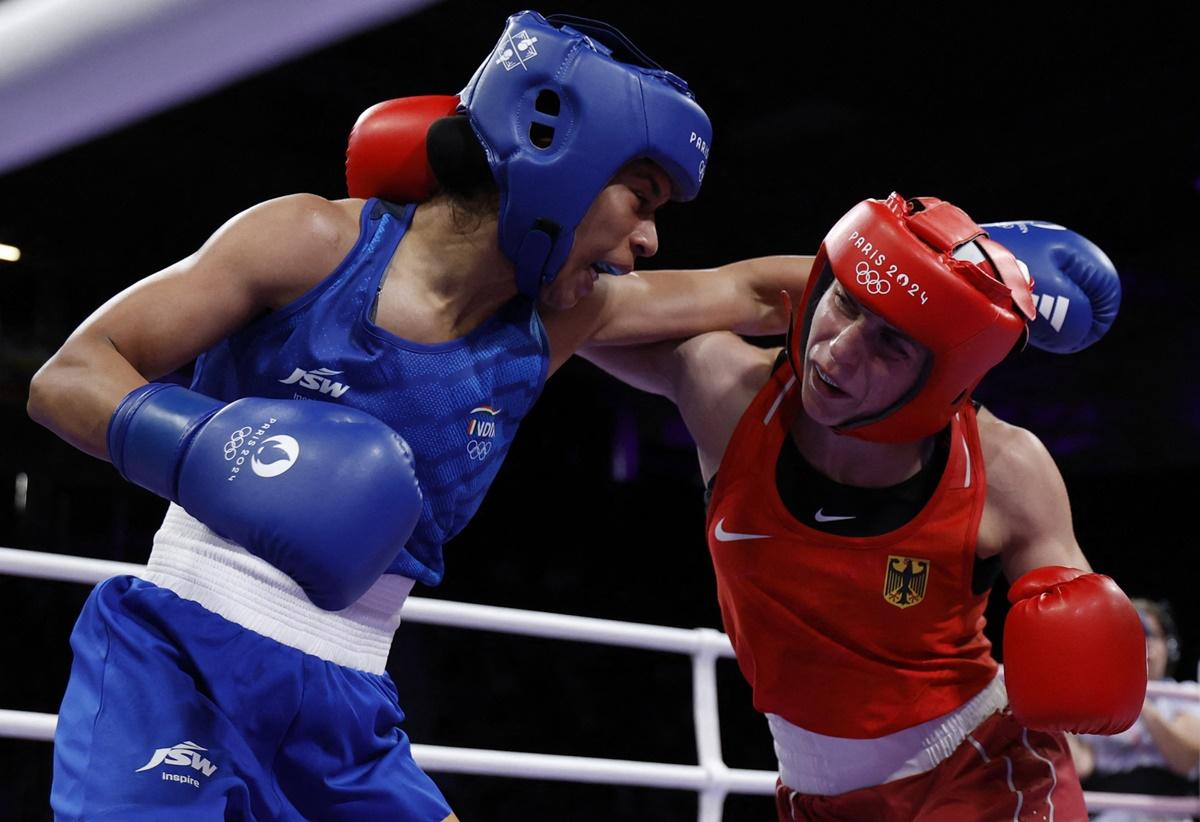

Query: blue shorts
51;575;453;821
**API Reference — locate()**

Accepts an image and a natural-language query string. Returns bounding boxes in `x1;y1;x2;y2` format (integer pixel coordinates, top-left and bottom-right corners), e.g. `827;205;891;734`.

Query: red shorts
774;710;1086;821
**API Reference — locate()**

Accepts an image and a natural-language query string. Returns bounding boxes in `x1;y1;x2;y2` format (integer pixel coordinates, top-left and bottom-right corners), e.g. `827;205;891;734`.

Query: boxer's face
539;160;671;310
801;280;929;428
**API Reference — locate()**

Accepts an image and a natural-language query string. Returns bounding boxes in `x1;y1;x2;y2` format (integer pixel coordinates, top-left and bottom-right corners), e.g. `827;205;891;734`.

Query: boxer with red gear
582;193;1144;820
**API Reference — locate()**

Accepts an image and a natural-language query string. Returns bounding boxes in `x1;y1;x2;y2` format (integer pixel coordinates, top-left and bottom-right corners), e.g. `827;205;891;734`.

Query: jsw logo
135;741;218;777
279;367;350;398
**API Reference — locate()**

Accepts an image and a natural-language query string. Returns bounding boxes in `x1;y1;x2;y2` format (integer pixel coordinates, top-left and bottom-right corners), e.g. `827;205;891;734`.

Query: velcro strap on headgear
978;237;1038;321
904;196;985;252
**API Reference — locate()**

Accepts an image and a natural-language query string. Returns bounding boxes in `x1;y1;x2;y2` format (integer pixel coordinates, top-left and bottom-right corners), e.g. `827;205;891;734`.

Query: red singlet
707;362;998;738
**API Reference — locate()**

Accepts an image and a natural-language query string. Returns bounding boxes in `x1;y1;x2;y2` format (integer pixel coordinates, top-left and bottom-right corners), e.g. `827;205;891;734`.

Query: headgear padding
459;11;712;298
787;193;1036;442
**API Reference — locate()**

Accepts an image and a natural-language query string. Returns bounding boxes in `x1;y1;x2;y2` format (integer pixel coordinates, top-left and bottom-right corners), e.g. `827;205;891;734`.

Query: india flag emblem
467;406;501;436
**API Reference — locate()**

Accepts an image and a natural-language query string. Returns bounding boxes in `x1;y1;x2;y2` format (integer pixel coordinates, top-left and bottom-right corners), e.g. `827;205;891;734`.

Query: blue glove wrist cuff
107;383;223;500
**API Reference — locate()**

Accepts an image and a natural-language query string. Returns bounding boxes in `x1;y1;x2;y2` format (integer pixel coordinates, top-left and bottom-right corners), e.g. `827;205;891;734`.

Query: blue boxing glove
108;383;421;610
981;221;1121;353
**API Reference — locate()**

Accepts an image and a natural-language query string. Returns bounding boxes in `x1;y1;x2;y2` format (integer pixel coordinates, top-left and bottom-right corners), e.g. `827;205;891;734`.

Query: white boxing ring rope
1;546;1197;820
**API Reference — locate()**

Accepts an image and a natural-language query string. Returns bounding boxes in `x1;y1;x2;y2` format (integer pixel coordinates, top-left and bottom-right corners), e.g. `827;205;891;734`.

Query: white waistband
770;675;1008;796
143;503;413;674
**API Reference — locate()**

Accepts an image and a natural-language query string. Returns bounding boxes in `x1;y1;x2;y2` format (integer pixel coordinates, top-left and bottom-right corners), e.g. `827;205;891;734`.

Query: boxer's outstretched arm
542;255;811;374
27;194;356;459
580;332;775;483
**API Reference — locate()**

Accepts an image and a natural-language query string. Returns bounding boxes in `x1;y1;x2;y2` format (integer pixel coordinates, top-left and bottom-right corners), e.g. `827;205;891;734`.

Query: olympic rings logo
855;260;891;295
467;440;493;461
224;427;253;460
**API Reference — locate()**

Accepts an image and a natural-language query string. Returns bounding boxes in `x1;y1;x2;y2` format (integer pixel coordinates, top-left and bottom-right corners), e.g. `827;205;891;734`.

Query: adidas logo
1033;293;1069;332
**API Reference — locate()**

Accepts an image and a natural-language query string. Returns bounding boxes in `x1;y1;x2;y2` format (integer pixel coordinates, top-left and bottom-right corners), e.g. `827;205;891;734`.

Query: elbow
26;340;134;461
27;351;85;431
26;359;60;428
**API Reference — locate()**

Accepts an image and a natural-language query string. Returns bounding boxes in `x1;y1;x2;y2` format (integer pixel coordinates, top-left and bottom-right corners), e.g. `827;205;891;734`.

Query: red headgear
787;193;1037;442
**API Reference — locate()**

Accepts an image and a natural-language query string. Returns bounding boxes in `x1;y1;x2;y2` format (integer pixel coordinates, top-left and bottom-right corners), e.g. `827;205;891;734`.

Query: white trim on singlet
961;426;972;488
769;675;1008;796
142;503;412;674
763;377;796;425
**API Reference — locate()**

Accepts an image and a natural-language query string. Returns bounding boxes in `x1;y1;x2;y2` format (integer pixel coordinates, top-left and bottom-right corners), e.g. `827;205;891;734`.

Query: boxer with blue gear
37;8;726;820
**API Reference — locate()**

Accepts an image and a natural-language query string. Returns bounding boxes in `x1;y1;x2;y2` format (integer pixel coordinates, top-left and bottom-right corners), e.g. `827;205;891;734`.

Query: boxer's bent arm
1140;702;1200;776
27;194;357;459
990;407;1145;734
581;332;775;483
542;255;812;374
976;407;1092;581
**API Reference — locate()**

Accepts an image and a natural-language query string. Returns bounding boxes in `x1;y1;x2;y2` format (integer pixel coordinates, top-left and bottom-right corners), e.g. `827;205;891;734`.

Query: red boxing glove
1003;566;1147;734
345;95;459;202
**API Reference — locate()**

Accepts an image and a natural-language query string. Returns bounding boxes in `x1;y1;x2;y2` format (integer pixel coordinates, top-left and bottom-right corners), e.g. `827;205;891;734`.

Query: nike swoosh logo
814;508;856;523
713;518;772;542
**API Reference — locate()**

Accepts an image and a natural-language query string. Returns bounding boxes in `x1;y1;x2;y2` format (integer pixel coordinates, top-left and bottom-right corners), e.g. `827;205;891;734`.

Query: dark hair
426;115;499;227
1132;598;1182;677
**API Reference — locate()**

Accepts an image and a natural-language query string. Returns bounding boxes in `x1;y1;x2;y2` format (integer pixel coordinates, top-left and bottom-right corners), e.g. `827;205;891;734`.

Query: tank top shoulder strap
707;357;799;516
261;198;414;327
945;402;986;492
332;198;414;311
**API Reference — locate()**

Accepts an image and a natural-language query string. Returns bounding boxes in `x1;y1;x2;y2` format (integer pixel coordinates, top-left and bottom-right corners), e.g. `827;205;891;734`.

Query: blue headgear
458;10;712;298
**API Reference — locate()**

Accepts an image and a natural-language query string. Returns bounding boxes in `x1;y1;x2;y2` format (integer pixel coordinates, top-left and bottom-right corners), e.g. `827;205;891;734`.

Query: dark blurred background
0;2;1196;820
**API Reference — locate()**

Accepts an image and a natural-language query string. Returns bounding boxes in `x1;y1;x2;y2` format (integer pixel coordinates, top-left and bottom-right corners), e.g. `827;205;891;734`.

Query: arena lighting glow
0;243;21;262
14;472;27;514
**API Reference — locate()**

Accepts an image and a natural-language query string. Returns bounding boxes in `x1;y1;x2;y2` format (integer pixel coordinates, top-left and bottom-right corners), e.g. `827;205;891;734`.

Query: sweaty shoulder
204;194;366;309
